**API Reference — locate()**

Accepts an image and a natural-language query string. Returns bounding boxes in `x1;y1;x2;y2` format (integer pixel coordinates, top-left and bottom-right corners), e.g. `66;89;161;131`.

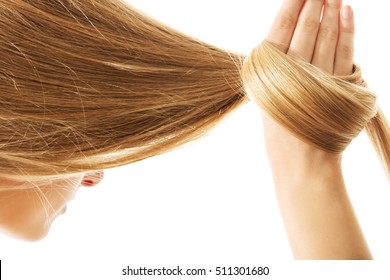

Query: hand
267;0;354;75
262;0;355;186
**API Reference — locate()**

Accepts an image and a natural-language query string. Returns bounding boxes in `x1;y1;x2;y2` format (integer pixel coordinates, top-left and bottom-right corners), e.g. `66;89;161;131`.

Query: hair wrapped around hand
242;40;390;178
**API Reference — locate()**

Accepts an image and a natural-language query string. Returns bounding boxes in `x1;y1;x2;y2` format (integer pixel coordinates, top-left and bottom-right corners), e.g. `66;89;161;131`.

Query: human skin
0;171;104;241
263;0;372;259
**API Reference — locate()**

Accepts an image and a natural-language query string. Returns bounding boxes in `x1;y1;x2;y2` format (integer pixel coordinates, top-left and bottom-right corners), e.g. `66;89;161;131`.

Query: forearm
273;159;372;260
262;114;372;259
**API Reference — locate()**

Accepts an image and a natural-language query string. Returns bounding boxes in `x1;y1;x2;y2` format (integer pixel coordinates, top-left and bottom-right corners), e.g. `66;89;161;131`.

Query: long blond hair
0;0;245;181
1;1;389;184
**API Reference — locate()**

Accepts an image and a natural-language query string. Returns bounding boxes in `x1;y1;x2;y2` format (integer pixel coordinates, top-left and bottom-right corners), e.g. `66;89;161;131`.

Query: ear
81;170;104;187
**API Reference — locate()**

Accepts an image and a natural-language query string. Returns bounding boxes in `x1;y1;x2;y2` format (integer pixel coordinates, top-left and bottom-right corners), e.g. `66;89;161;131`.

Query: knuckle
342;25;355;34
325;0;342;10
318;26;339;41
276;14;296;30
301;18;320;32
338;44;354;59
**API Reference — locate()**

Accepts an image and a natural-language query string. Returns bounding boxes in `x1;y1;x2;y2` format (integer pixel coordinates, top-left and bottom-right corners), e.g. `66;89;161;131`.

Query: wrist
262;113;344;188
270;152;343;191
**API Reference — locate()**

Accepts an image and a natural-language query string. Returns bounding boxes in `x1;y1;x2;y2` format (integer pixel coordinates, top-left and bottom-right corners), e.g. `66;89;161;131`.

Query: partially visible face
0;171;104;241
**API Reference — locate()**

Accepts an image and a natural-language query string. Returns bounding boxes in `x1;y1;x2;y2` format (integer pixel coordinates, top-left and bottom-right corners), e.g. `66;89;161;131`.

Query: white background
1;0;390;279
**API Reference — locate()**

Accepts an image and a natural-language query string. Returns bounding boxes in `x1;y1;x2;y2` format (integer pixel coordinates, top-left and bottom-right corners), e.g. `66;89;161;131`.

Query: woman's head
0;0;244;182
0;170;104;241
0;0;244;239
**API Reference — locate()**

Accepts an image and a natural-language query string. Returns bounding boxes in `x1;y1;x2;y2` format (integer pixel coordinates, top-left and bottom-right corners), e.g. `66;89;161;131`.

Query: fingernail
342;5;353;19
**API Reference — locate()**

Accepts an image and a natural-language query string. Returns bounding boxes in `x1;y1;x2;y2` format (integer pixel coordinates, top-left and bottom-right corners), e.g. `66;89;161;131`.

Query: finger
267;0;305;53
287;0;324;62
311;0;342;73
334;5;355;76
